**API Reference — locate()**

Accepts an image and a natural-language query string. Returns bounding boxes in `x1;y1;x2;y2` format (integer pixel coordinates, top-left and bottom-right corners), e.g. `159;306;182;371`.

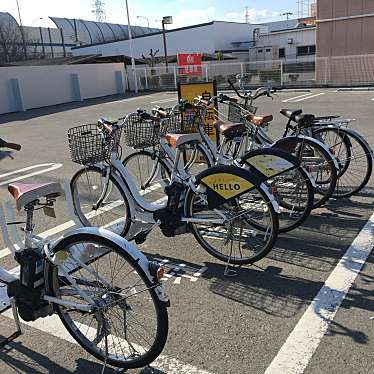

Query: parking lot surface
0;88;374;374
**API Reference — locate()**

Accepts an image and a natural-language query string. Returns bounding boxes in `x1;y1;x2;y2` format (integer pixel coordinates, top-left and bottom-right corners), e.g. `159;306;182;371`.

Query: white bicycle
68;118;280;266
0;139;169;370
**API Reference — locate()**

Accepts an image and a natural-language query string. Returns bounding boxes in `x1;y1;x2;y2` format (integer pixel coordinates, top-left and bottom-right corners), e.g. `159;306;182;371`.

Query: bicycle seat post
24;203;36;249
171;148;182;178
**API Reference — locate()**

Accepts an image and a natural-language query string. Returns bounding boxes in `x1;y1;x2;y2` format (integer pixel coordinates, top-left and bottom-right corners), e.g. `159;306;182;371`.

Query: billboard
178;81;218;145
177;53;202;76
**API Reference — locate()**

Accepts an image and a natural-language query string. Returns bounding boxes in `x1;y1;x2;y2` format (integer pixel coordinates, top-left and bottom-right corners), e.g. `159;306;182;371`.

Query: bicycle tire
122;150;171;205
70;166;131;237
239;148;314;233
185;165;279;265
313;127;373;198
181;143;213;176
272;136;337;209
45;232;168;369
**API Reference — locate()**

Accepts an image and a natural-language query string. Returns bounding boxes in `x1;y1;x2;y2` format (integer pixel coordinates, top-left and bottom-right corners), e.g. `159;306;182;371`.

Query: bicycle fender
271;135;340;170
192;165;271;210
239;148;300;179
50;227;169;304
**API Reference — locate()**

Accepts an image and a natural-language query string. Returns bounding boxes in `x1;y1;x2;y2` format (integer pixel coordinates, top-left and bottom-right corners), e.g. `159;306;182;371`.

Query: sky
1;0;309;29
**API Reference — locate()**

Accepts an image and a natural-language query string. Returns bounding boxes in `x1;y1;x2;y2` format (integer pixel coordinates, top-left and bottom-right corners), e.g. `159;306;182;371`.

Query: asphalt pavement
0;88;373;374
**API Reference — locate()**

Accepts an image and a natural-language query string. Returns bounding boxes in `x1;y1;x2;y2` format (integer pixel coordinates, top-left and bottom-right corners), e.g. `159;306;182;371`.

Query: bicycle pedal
134;232;148;245
0;329;22;348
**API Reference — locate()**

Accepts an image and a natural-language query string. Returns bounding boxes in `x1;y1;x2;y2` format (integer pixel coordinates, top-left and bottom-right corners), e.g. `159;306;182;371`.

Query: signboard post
178;81;218;145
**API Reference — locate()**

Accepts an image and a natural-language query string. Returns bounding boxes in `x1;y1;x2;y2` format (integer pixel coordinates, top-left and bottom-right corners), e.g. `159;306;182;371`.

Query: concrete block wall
0;63;126;115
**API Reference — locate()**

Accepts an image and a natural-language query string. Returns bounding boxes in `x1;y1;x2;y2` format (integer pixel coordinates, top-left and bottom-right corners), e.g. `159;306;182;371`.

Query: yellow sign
245;154;294;177
201;173;254;199
178;81;218;145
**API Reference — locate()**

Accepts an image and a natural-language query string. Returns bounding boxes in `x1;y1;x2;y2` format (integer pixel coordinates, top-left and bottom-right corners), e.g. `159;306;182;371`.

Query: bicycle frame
0;185;168;314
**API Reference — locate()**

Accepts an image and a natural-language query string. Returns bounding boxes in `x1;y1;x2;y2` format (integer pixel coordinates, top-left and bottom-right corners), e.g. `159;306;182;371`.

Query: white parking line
282;93;314;103
265;212;374;374
0;182;163;260
1;308;212;373
0;163;63;186
291;93;325;103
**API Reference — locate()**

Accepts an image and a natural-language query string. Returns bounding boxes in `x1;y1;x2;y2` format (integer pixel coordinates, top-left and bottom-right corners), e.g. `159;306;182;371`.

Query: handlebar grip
2;141;21;151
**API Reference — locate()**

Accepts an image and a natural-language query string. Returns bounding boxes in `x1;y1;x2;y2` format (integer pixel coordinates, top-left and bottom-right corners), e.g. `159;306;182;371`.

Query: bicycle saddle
165;133;202;149
280;109;303;120
8;182;62;210
246;113;273;127
214;120;246;138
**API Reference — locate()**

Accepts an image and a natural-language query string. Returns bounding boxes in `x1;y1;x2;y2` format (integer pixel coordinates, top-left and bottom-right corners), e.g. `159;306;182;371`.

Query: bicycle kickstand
223;244;241;277
0;297;22;348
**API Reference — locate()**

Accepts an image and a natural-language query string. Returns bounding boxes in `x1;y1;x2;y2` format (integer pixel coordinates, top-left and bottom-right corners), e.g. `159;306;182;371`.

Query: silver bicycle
0;139;169;370
69;118;280;266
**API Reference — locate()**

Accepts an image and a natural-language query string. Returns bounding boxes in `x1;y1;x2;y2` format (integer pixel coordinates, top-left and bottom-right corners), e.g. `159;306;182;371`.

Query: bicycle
69;119;280;266
222;80;339;209
150;99;315;233
230;76;373;198
0;139;169;370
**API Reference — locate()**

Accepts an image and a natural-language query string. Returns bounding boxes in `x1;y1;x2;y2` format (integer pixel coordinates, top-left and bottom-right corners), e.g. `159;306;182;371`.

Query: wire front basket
122;114;160;149
217;101;247;123
159;108;201;135
67;124;122;165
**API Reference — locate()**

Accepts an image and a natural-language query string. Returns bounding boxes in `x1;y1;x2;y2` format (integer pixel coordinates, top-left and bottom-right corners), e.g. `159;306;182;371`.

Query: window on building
297;45;316;56
265;48;271;52
258;49;263;53
279;48;285;58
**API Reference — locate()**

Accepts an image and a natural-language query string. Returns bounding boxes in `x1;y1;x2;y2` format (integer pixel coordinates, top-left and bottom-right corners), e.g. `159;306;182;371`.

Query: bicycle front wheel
122;150;171;205
185;167;279;265
70;166;131;236
46;232;168;369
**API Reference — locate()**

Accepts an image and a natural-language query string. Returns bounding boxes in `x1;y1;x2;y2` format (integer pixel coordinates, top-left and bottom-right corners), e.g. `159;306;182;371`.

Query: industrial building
71;18;317;63
316;0;374;83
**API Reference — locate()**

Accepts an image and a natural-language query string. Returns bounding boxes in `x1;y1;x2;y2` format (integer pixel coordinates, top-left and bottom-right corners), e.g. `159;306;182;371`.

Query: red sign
177;53;202;76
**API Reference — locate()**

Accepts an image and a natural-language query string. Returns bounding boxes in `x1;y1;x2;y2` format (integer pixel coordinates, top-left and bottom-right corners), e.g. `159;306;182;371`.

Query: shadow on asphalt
0;338;109;373
0;337;168;373
0;92;151;125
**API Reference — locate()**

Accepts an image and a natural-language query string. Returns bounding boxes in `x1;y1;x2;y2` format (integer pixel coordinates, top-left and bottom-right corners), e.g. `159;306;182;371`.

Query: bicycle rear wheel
185;166;279;265
313;127;373;198
46;233;168;369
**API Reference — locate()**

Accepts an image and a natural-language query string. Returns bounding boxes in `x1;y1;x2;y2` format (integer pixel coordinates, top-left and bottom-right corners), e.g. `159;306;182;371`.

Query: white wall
0;63;125;114
72;24;216;58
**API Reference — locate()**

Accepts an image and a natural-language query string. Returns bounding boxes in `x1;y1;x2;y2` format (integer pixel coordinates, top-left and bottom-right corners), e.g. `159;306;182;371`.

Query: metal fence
133;54;374;91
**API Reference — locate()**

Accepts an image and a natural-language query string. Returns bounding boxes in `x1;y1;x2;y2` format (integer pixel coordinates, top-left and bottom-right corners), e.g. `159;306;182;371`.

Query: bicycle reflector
149;261;166;281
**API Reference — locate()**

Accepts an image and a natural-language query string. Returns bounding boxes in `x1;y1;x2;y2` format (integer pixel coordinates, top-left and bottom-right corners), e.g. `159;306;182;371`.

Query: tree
0;18;29;63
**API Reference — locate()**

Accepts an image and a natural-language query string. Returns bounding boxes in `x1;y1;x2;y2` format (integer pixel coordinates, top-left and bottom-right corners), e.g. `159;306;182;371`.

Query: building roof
49;17;160;45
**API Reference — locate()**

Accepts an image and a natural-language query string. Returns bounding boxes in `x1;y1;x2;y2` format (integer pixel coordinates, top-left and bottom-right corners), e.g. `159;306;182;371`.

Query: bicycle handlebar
0;139;21;151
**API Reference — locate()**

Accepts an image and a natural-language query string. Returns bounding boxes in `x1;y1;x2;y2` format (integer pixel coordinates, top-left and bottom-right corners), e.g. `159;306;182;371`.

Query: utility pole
125;0;138;93
161;16;173;71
